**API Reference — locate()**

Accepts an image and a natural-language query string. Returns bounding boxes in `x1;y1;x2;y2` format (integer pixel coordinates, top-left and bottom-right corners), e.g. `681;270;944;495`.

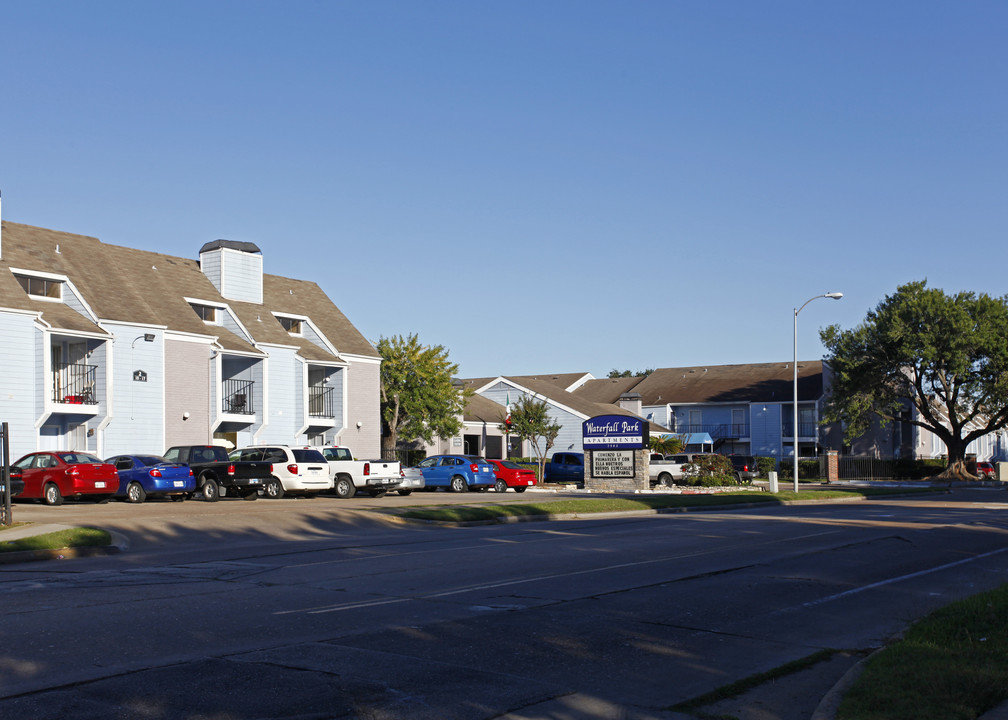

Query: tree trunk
936;436;976;481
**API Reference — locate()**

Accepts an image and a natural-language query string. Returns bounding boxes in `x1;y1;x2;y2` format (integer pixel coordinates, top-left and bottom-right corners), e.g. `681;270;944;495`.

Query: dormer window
279;317;302;335
15;274;62;300
193;304;218;324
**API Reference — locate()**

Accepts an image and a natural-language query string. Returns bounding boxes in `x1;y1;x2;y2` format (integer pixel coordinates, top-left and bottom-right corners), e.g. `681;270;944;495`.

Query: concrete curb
0;527;129;565
810;650;877;720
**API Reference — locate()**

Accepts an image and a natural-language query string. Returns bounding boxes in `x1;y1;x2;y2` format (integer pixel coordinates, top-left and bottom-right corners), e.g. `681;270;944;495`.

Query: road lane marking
798;545;1008;609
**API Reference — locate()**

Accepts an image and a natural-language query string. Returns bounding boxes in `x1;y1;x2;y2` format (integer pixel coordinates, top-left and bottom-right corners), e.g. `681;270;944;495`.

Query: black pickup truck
163;445;271;501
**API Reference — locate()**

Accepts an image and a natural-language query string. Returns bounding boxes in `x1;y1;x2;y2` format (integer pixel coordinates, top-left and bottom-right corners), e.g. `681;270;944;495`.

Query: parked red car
487;459;537;493
11;451;119;505
976;461;996;480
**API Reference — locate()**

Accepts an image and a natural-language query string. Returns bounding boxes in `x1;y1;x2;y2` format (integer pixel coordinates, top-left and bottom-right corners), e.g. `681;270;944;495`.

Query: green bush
682;454;739;486
892;458;947;480
756;456;778;477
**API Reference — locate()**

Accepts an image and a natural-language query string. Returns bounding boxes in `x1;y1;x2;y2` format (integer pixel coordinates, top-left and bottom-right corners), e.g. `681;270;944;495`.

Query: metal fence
783;455;902;481
223;378;255;415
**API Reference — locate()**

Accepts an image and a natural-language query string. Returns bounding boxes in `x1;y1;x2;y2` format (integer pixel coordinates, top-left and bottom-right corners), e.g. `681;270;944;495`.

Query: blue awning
685;432;714;448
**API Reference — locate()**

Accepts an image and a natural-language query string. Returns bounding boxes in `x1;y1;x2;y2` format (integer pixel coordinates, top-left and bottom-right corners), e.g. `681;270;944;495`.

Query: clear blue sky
2;1;1005;378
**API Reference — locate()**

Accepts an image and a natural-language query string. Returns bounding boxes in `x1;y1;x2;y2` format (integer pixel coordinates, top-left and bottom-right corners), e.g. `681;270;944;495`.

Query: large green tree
820;280;1008;479
498;395;561;481
378;334;467;458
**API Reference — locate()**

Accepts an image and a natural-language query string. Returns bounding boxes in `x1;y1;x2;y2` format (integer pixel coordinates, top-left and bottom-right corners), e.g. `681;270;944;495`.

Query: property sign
591;450;635;478
582;415;648;450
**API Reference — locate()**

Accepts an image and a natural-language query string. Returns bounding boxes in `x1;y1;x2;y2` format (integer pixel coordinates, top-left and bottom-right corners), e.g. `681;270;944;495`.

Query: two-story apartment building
420;373;654;459
0;220;381;461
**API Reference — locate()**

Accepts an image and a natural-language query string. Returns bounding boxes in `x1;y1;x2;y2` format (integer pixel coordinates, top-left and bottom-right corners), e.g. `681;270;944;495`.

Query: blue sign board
582;415;647;450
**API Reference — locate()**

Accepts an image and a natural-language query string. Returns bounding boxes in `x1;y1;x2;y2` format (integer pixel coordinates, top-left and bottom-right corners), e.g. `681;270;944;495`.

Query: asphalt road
1;487;1007;719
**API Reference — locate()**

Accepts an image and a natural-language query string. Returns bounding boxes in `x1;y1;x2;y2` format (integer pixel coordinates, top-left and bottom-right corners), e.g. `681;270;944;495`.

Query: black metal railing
781;422;818;438
223;378;255;415
308;385;334;418
53;362;98;405
676;423;750;439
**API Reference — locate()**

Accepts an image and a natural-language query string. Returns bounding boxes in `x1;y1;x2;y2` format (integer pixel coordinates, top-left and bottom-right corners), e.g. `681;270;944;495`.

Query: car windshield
323;447;353;461
292;449;326;462
499;461;522;469
137;455;168;466
57;452;103;464
465;456;487;464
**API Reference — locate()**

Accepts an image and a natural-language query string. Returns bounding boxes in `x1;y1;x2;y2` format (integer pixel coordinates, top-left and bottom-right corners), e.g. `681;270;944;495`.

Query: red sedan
11;451;119;505
487;459;537;493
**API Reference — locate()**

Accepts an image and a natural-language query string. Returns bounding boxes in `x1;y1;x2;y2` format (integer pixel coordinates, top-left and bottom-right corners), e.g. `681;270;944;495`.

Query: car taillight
470;463;479;472
228;464;236;476
149;469;162;478
400;469;405;477
287;463;298;475
363;462;370;476
188;468;194;476
67;466;80;477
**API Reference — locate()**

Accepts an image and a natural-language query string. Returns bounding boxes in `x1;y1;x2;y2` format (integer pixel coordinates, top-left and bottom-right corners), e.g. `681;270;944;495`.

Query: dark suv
728;455;758;484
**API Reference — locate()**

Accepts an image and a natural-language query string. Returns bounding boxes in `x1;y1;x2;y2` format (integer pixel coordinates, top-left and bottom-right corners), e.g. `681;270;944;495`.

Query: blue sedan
105;454;196;503
413;455;497;492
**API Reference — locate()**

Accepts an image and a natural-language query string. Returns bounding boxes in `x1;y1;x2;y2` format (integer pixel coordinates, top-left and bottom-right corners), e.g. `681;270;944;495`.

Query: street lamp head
825;292;843;300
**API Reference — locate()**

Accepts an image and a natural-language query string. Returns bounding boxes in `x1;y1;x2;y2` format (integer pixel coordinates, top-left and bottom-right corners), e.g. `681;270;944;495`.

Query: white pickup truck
649;453;688;487
649;453;721;486
318;446;404;498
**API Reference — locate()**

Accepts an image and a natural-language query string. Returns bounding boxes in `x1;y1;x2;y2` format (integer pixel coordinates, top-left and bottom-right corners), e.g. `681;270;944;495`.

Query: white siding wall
340;358;381;458
218;248;264;304
0;313;39;459
478;381;585;456
259;347;298;443
199;251;223;296
751;402;784;458
165;337;212;449
104;326;165;456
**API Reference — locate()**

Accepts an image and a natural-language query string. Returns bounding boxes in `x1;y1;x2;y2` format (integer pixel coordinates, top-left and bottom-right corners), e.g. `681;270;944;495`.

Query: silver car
396;467;425;496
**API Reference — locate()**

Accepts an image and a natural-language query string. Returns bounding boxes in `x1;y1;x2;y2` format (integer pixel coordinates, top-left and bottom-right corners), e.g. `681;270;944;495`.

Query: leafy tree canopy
607;368;654;378
820;280;1008;478
498;394;561;480
378;334;467;456
649;434;685;455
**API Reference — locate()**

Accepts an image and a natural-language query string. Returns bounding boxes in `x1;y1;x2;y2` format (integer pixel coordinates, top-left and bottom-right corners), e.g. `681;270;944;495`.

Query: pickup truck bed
163;445;272;501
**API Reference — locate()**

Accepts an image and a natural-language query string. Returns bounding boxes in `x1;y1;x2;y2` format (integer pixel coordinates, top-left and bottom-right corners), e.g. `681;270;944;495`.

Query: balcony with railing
222;378;255;415
676;423;750;440
308;385;334;418
781;421;819;439
52;362;98;406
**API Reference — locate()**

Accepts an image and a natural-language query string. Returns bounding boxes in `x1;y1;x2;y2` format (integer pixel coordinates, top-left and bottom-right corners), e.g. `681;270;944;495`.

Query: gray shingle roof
0;220;376;359
628;362;825;405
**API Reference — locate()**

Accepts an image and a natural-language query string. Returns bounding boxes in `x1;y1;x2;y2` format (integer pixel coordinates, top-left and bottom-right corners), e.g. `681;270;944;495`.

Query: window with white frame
15;274;62;300
192;304;219;324
278;316;303;335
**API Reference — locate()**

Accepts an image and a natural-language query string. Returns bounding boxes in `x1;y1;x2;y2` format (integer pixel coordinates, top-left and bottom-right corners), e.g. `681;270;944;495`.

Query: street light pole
793;292;843;492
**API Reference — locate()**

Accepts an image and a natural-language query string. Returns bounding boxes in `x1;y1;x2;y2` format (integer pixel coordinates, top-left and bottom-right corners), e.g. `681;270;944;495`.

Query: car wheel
514;486;527;493
334;476;355;499
369;488;387;498
126;482;147;504
397;489;413;496
170;494;186;502
734;472;744;485
264;477;285;500
494;479;508;493
201;477;219;502
658;472;672;487
450;475;468;493
43;483;63;506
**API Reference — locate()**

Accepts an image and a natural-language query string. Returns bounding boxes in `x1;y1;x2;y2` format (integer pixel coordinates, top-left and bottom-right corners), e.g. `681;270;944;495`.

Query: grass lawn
393;487;939;523
836;583;1008;720
0;527;112;553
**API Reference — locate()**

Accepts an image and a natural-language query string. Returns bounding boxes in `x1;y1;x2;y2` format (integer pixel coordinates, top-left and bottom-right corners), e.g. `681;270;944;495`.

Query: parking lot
4;485;576;553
